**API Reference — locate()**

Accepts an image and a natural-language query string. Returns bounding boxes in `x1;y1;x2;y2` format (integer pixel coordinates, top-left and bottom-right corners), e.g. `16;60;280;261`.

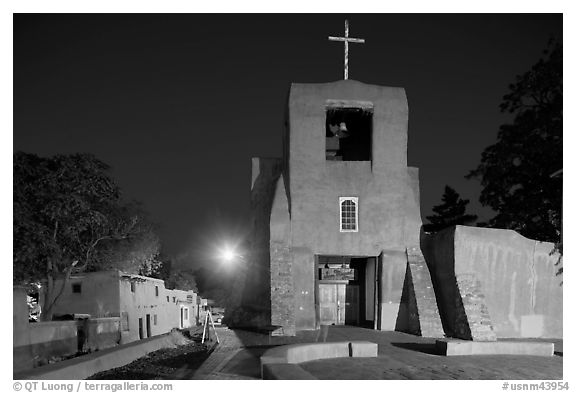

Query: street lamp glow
221;248;236;262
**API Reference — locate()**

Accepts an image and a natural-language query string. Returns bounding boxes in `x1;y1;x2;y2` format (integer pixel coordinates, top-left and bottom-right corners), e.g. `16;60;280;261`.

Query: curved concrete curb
260;341;378;380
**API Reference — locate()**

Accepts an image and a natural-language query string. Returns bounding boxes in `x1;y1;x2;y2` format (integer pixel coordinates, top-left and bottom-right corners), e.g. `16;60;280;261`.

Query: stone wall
269;174;295;335
270;241;295;335
394;248;444;337
406;247;445;337
454;273;497;341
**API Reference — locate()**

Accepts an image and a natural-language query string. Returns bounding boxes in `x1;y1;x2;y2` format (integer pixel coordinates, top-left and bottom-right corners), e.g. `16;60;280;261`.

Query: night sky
13;14;562;267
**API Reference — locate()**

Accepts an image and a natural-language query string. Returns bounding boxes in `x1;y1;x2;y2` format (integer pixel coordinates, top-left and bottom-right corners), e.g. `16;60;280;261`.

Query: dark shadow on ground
221;326;337;378
87;343;213;380
87;326;214;380
228;327;315;347
390;342;440;355
219;345;276;379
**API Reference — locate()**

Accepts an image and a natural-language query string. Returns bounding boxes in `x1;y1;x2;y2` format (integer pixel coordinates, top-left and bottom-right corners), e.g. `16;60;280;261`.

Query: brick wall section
450;288;473;340
456;273;497;341
406;247;445;338
270;241;296;336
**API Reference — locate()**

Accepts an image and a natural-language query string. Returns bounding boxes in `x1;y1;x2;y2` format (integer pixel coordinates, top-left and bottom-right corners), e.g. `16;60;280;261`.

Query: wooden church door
344;284;359;325
319;283;359;325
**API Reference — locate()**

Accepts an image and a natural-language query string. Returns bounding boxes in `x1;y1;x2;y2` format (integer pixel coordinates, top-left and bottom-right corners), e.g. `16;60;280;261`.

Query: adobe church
229;22;562;340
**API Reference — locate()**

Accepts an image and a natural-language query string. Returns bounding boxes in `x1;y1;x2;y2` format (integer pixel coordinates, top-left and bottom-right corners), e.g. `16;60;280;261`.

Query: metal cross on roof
328;20;365;80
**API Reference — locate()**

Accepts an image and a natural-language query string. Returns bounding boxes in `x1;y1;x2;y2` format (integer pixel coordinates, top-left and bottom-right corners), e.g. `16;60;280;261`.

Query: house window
121;312;129;331
173;297;176;303
325;102;373;161
155;286;159;297
184;308;189;320
154;314;157;325
166;296;169;302
72;283;82;294
130;282;135;293
340;197;358;232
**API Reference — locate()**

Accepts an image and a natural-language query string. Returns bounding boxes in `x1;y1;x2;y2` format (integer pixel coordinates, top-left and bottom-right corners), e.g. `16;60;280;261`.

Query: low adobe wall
13;308;121;372
85;318;121;352
422;226;562;339
14;332;180;380
22;318;121;369
29;321;80;365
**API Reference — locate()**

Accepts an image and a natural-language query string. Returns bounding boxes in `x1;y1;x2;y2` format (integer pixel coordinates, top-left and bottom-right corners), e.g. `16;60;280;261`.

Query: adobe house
14;271;204;371
44;270;198;343
230;78;562;340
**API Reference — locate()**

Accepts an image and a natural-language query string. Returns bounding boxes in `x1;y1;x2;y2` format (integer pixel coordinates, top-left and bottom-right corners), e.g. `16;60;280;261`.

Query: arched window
340;197;358;232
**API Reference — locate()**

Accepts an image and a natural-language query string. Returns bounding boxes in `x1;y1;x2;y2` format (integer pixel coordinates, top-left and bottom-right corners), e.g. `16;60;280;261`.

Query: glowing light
221;248;236;262
218;243;244;265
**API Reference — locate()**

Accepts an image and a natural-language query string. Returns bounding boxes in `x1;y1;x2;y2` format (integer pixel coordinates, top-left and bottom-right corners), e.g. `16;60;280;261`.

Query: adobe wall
227;158;282;329
14;313;122;371
379;250;408;331
170;289;196;328
119;277;194;343
49;270;120;318
286;80;422;330
29;321;81;364
423;226;562;339
14;331;182;380
84;318;121;352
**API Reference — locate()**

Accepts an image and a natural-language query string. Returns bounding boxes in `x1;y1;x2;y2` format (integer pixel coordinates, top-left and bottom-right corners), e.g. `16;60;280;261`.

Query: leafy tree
423;186;478;232
14;152;161;320
151;254;173;282
93;214;162;276
165;269;198;292
467;41;562;242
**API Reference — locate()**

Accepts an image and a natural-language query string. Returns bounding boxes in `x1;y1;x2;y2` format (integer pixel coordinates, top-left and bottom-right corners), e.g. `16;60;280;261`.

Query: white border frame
339;196;359;232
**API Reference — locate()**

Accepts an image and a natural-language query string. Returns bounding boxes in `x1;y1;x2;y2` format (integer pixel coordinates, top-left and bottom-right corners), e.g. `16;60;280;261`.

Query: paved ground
189;326;562;380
